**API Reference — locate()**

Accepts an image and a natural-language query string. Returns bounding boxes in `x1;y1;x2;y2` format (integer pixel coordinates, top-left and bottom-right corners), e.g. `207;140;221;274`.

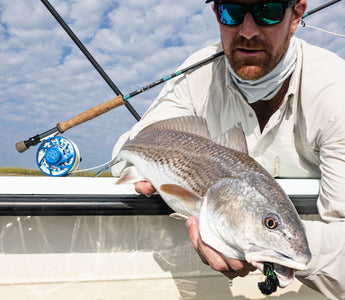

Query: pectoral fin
115;166;145;185
160;184;202;211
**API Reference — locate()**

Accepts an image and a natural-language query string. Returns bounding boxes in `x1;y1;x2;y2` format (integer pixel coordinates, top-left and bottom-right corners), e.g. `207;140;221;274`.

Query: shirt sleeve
296;220;345;299
110;64;195;176
296;80;345;299
110;43;222;176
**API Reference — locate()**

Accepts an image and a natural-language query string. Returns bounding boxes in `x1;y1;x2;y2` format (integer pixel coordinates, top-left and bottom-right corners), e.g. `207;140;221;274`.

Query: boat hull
0;177;324;299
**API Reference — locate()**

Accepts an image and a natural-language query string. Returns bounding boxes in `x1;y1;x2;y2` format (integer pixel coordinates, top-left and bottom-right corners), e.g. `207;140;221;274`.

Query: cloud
0;0;344;171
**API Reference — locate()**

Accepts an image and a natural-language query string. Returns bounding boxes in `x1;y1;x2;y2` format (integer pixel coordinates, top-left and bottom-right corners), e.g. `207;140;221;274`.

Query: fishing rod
15;0;341;176
303;0;342;18
15;50;224;154
41;0;141;122
15;0;340;154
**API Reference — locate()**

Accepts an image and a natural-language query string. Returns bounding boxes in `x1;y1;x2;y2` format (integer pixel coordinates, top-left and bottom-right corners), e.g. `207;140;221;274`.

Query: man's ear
291;0;307;32
212;3;217;15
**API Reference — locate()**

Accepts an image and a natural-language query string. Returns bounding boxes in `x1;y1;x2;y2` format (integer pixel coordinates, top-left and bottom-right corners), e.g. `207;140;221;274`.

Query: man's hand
186;216;257;279
135;180;256;279
135;181;156;197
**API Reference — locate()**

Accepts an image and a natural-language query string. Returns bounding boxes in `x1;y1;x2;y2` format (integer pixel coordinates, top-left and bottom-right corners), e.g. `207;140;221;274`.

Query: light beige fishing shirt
112;39;345;299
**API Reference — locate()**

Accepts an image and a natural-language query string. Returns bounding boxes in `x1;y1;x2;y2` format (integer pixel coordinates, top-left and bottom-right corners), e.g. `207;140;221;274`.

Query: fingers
186;216;256;280
135;181;156;197
186;216;228;269
136;184;257;281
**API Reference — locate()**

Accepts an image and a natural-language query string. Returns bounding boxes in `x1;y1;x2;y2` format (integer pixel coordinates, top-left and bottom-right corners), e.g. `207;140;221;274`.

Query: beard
225;34;291;80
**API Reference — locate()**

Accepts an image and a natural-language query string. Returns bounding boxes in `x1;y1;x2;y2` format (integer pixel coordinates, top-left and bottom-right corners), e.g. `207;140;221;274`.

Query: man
112;1;345;298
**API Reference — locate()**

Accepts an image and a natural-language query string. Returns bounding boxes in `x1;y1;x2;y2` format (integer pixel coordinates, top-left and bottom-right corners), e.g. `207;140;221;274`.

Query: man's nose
238;13;260;40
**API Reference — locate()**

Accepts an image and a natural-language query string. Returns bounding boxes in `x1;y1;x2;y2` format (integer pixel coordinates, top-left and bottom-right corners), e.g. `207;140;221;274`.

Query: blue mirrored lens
218;4;244;26
217;3;286;26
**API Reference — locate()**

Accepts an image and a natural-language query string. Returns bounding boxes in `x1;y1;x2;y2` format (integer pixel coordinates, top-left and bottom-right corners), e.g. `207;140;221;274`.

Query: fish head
199;175;311;287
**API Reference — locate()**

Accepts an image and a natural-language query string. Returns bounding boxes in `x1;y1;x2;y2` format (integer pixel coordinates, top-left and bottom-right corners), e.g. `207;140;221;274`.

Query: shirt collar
225;38;303;110
286;39;303;111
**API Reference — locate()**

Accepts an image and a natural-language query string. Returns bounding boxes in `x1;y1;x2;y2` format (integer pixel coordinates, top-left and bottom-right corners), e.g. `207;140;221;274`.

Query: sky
0;0;344;173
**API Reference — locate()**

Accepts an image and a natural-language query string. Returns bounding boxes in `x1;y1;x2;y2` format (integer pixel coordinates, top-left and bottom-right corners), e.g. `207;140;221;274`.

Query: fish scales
121;128;263;197
116;116;311;291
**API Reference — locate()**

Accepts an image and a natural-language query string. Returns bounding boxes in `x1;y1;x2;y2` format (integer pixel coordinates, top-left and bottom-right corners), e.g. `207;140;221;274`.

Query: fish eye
264;215;279;229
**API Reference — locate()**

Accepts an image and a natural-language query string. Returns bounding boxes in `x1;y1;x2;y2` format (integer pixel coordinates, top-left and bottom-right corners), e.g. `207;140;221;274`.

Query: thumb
186;216;199;249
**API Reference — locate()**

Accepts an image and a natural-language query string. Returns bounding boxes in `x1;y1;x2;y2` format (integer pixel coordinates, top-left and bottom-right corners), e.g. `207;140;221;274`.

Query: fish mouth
251;261;295;288
245;246;309;288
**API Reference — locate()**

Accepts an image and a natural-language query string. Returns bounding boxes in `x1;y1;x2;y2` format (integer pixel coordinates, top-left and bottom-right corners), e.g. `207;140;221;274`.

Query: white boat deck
0;177;320;215
0;176;320;195
0;177;324;299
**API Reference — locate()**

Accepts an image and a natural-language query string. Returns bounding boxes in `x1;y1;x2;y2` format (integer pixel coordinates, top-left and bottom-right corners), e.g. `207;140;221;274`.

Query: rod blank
303;0;342;18
15;52;224;153
40;0;141;121
15;0;341;153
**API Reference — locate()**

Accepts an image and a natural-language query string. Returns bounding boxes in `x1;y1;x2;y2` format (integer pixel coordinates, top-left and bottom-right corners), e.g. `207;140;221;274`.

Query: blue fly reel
36;136;81;176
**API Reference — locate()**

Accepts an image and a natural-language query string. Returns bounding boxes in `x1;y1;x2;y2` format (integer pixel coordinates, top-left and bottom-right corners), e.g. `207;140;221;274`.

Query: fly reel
36;136;81;176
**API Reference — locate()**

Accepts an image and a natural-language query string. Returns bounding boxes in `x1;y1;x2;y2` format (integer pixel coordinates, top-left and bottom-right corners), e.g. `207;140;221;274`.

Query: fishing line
299;0;344;37
94;0;344;177
71;159;113;174
300;23;345;37
16;0;342;177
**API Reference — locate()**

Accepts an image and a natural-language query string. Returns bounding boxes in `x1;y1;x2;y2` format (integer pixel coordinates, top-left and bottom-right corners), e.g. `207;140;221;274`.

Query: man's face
214;1;306;80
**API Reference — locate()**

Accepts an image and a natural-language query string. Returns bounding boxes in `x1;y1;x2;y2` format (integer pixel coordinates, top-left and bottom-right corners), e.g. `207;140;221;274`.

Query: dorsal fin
136;116;248;154
213;123;248;154
136;116;211;139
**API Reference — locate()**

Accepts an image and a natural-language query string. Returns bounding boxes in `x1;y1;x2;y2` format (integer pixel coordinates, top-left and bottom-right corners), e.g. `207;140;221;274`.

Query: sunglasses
214;1;298;26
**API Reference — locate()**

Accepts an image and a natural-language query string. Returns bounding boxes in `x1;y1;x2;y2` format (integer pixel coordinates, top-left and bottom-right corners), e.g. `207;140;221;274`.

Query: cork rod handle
57;95;125;133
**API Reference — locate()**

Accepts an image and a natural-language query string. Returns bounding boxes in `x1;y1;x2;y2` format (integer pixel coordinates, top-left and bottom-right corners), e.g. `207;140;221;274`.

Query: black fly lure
258;262;280;295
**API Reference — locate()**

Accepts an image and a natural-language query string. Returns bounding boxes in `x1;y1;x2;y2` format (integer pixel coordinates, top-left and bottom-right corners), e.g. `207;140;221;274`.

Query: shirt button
253;151;259;157
249;113;254;118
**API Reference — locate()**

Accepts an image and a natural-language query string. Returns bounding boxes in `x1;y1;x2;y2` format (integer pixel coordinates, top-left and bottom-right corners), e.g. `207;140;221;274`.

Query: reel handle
57;95;125;133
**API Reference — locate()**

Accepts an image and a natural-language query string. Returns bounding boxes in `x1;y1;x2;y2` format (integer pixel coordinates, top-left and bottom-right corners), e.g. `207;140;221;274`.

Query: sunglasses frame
214;0;298;26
